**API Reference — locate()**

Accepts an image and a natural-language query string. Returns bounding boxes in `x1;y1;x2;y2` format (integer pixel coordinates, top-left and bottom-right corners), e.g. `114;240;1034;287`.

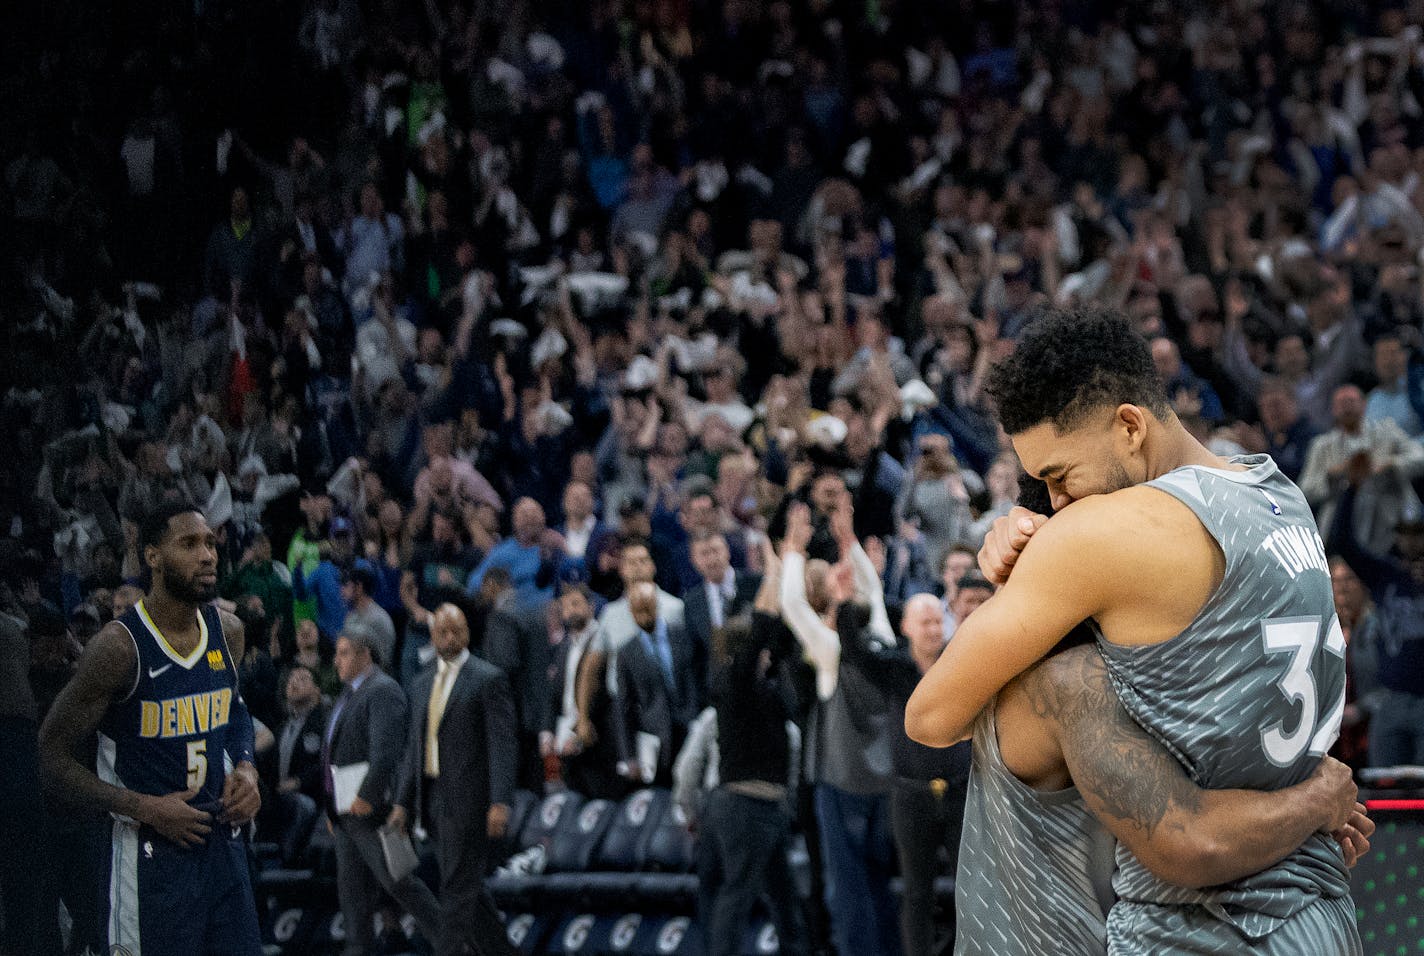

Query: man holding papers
389;603;519;956
325;624;440;956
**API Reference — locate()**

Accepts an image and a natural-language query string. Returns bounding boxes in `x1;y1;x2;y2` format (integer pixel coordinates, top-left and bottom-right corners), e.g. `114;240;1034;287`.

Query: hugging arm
1024;647;1365;889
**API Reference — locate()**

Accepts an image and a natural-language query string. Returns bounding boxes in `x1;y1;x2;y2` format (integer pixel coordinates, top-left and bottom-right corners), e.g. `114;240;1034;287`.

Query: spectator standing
1328;467;1424;767
596;540;686;652
542;584;624;799
342;564;396;670
465;497;562;607
1300;384;1424;555
685;541;807;956
292;515;355;643
780;499;901;956
1365;333;1423;437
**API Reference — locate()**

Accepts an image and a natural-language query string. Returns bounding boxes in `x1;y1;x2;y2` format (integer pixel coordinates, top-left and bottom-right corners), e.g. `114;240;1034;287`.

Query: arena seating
252;786;953;953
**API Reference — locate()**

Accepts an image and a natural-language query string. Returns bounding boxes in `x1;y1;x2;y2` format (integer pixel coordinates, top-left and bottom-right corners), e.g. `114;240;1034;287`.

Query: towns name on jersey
1259;525;1329;580
138;688;234;739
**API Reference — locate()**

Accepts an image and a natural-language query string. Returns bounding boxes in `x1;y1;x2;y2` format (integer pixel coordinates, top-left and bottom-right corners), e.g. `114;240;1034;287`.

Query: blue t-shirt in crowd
466;539;552;605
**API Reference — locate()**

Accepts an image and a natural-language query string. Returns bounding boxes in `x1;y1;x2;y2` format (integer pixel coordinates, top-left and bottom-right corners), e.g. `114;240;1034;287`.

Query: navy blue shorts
103;817;262;956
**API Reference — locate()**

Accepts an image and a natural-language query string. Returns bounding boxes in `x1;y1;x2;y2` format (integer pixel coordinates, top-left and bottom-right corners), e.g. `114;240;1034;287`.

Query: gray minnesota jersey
1096;454;1357;952
955;697;1116;956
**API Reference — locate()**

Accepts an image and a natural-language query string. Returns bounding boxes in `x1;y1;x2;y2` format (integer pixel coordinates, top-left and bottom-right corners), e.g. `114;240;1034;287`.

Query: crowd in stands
5;0;1424;952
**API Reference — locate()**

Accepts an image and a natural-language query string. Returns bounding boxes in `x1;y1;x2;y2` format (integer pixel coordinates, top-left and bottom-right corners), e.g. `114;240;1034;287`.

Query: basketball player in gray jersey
948;476;1369;956
908;310;1363;953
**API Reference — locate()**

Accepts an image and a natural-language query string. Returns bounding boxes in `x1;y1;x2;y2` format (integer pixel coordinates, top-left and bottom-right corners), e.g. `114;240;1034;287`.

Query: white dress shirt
563;515;598;559
705;569;737;629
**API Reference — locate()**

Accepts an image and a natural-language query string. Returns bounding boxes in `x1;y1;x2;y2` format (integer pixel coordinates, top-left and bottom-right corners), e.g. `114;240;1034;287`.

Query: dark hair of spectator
285;662;316;683
558;581;594;602
956;574;995;594
710;612;753;674
987;309;1171;435
940;544;978;575
345;565;376;596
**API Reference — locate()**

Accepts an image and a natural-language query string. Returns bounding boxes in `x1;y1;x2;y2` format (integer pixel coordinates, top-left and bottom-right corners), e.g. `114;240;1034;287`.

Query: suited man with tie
682;531;761;689
324;625;441;956
612;582;700;787
389;604;518;956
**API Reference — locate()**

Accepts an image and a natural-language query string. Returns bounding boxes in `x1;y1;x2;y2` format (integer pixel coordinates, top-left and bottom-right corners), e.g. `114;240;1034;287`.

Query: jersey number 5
1259;616;1346;766
187;740;208;790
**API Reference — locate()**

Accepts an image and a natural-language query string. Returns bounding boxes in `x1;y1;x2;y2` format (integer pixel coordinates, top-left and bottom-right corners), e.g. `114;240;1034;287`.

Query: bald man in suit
389;605;517;956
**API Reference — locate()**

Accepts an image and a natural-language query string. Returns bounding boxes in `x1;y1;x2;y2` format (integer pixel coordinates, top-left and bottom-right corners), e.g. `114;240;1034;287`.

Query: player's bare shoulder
217;606;246;659
80;620;142;697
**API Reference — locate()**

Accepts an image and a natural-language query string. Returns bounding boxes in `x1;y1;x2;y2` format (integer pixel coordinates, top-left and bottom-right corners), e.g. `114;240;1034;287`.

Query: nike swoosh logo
148;663;173;679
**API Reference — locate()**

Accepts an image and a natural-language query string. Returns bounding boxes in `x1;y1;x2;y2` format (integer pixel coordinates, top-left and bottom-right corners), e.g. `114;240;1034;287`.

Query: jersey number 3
1259;616;1346;766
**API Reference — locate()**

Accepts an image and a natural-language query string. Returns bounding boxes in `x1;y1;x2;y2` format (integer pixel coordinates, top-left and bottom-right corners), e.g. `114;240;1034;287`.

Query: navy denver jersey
99;598;263;955
100;600;238;812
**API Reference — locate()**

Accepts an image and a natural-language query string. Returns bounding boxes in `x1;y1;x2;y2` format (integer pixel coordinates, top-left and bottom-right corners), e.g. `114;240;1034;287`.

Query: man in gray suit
325;625;441;956
612;582;700;787
389;604;518;956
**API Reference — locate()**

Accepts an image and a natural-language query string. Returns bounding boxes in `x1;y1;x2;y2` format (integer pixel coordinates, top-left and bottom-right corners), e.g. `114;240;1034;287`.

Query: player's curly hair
139;499;203;552
987;308;1171;434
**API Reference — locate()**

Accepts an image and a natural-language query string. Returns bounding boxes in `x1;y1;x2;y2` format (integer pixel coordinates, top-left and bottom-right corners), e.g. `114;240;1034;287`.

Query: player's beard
1104;457;1135;495
162;561;219;604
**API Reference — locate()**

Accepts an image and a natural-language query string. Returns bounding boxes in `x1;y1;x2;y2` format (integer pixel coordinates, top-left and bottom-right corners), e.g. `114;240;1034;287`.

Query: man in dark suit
480;573;552;791
325;625;441;956
541;584;624;799
389;604;518;956
258;664;329;849
612;582;700;787
271;665;328;801
682;531;761;689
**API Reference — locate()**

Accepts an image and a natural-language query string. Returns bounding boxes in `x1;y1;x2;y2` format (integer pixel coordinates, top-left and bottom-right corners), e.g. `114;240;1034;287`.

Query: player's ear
1114;403;1149;454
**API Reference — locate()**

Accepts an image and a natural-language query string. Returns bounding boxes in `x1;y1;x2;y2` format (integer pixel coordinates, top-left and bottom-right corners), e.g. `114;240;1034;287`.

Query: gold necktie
425;661;454;777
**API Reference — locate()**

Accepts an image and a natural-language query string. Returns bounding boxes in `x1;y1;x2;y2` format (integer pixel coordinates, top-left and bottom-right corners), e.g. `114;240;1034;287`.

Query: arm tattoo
1023;647;1200;840
38;624;143;816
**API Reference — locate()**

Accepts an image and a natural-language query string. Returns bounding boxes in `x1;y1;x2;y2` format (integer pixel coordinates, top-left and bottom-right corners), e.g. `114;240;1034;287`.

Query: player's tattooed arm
38;624;144;817
40;622;217;846
1026;646;1361;889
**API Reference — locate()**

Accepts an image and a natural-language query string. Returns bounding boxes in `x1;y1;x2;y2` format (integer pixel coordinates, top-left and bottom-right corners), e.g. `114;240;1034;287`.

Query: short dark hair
940;544;978;575
286;663;316;681
710;612;754;671
956;573;994;595
345;565;376;596
140;500;203;553
987;308;1170;434
482;566;513;592
558;581;593;602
